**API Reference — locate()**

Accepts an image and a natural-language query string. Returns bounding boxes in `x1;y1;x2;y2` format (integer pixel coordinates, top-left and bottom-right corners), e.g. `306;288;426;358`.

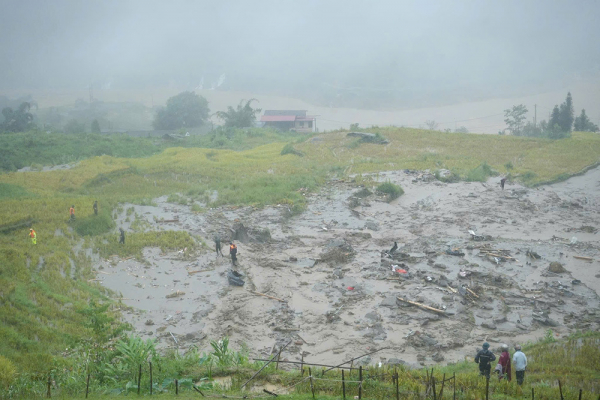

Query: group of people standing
475;342;528;385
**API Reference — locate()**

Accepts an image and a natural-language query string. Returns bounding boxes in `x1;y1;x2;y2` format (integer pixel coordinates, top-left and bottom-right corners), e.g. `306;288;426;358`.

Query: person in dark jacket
93;200;98;215
214;236;223;257
475;342;496;379
119;228;125;244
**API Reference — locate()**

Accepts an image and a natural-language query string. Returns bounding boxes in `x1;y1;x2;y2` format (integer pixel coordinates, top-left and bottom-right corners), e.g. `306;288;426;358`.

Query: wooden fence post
301;353;304;376
276;351;281;370
309;367;315;400
85;373;90;398
433;376;437;400
439;373;446;399
559;380;564;400
396;372;399;400
46;375;51;398
149;362;153;395
485;376;489;400
579;389;582;400
453;372;456;400
531;387;534;400
175;379;178;395
359;366;363;400
342;369;346;400
138;364;142;395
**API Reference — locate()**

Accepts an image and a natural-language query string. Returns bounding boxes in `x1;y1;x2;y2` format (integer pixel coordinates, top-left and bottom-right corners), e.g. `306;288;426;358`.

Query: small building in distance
260;110;316;133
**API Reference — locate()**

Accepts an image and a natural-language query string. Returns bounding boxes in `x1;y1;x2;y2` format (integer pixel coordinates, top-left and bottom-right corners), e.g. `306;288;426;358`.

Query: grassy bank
0;128;303;172
4;332;598;399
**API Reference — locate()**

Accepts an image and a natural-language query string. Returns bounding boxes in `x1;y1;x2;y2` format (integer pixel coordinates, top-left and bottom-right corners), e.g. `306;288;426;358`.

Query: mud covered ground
94;167;600;368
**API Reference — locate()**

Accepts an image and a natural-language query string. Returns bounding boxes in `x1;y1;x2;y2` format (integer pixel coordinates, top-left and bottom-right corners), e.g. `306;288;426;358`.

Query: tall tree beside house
558;92;574;132
153;91;209;130
215;99;262;128
574;109;599;132
504;104;528;135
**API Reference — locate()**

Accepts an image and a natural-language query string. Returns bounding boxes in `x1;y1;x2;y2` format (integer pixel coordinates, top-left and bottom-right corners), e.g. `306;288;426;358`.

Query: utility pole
534;104;537;128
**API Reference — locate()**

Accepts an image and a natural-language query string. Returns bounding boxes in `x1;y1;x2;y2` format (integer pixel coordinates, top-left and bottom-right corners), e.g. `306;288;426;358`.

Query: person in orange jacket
69;205;76;221
229;241;238;266
29;228;37;244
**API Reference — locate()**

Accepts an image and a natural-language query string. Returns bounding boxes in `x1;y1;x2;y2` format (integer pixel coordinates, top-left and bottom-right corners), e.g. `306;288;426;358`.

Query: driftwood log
397;297;445;314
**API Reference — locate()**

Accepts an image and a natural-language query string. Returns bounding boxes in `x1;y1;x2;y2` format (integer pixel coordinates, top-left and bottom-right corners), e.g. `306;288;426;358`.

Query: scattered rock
166;291;185;299
386;358;406;366
549;262;567;273
481;322;497;330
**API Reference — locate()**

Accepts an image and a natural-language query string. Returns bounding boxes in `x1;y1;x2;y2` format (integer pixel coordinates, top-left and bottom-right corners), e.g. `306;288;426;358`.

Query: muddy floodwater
94;166;600;368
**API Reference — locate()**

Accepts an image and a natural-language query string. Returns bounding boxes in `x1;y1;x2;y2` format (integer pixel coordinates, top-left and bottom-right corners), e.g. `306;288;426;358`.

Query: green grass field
0;127;599;398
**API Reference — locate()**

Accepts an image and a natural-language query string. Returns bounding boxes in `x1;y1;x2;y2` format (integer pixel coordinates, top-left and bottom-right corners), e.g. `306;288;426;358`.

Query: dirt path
94;167;600;368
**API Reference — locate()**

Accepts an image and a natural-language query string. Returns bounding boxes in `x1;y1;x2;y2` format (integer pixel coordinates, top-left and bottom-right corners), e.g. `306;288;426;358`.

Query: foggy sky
1;0;599;103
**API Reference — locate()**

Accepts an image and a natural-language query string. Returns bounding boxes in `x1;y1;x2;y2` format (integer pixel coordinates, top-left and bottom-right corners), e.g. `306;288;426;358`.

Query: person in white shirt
512;344;528;385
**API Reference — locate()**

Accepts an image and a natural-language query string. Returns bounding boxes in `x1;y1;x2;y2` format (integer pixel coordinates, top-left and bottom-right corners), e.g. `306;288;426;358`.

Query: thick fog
1;0;599;108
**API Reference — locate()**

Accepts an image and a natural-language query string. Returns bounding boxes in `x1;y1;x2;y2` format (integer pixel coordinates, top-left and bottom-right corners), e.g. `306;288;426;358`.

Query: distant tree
521;121;543;137
64;119;86;134
548;105;561;130
574;109;599;132
444;128;452;133
454;126;469;133
215;99;261;128
504;104;528;135
558;92;574;132
1;102;35;132
153;91;209;130
91;119;101;134
424;120;438;130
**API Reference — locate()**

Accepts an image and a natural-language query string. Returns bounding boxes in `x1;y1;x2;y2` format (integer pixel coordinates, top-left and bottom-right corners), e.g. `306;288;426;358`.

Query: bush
376;181;404;202
73;209;115;236
465;162;496;182
280;143;304;157
0;356;16;389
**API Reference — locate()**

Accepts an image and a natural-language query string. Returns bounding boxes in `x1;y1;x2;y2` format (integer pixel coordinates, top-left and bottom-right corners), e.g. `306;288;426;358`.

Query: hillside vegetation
0;127;599;398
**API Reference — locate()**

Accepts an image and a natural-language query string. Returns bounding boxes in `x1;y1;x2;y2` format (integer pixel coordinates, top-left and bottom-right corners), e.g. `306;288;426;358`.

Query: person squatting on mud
475;342;496;379
229;241;238;265
496;344;511;381
513;344;527;385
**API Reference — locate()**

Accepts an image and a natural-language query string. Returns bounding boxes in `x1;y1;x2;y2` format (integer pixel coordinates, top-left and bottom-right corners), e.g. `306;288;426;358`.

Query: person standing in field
93;200;98;215
69;205;75;221
475;342;496;379
119;228;125;244
497;344;511;381
29;228;37;245
513;344;527;385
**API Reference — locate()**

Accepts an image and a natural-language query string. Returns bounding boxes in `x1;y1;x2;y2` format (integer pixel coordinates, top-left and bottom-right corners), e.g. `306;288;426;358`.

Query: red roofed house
260;110;316;133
